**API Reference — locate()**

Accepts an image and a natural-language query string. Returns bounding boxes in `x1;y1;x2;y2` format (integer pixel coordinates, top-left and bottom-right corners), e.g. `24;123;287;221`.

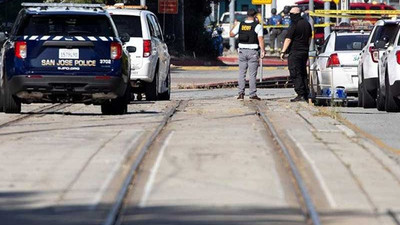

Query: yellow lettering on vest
241;25;252;31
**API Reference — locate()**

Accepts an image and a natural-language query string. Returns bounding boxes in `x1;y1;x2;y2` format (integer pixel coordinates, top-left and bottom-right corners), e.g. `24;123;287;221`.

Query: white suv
357;20;399;108
377;24;400;112
108;6;171;100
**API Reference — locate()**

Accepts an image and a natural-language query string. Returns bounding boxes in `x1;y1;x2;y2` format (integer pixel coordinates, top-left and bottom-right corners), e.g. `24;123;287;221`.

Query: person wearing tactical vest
230;8;265;100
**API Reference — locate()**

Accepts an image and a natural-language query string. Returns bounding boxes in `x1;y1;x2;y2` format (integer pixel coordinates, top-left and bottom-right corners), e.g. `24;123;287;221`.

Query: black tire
145;68;159;101
362;77;376;108
2;76;21;114
385;73;400;112
101;85;130;115
376;75;385;111
158;69;170;101
358;82;363;107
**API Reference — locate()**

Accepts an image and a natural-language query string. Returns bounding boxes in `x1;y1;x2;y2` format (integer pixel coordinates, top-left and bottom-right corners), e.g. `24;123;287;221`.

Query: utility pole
309;0;315;103
272;0;277;10
260;4;265;82
309;0;315;65
324;0;331;39
341;0;350;23
229;0;235;52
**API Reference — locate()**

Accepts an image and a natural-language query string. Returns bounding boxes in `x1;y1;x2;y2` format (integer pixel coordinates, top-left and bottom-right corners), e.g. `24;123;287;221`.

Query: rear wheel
158;69;170;101
101;85;130;115
2;76;21;114
145;68;159;101
385;72;400;112
376;74;385;111
358;82;363;107
362;81;376;108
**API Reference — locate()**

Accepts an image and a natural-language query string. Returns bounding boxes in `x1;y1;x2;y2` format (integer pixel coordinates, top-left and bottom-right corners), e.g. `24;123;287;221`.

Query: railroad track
97;98;321;225
102;100;182;225
0;103;72;129
253;102;322;225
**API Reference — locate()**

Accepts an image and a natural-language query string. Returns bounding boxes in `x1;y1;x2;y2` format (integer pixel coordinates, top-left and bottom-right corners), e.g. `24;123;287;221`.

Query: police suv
0;3;131;114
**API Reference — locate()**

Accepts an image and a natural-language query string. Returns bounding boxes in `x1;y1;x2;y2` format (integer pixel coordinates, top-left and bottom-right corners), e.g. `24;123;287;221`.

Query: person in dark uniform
230;8;265;100
280;7;312;102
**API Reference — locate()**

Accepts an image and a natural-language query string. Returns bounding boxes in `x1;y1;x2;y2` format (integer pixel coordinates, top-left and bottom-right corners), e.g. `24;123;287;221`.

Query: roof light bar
21;3;104;8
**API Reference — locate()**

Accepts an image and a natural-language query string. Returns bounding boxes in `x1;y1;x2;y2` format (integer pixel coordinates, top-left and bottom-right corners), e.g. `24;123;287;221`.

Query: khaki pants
238;49;259;97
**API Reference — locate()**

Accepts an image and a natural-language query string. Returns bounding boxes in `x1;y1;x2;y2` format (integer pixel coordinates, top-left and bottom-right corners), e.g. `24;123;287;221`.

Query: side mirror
374;40;387;49
126;46;136;53
352;42;363;50
120;33;130;43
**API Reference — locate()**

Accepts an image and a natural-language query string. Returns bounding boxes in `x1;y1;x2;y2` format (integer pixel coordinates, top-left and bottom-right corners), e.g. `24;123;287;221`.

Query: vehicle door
148;14;169;85
146;14;160;82
314;34;333;90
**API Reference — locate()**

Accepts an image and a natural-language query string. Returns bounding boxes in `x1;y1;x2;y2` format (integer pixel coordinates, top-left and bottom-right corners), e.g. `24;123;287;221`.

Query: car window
146;16;155;37
111;15;142;38
385;6;394;10
17;14;115;36
335;35;369;51
150;15;163;40
371;24;399;44
221;14;246;23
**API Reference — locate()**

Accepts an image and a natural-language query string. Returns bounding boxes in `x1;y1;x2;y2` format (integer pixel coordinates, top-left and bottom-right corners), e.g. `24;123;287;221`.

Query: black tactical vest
238;21;259;45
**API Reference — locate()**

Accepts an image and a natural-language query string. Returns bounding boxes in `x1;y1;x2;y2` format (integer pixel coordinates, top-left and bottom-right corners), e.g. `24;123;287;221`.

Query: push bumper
8;75;127;101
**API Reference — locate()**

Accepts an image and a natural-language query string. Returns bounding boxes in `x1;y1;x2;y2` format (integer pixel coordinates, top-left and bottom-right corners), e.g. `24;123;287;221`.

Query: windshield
221;14;247;23
17;14;115;36
111;15;142;38
335;35;369;51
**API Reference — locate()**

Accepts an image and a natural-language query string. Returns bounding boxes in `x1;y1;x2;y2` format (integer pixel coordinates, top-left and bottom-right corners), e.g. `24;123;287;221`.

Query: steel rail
103;100;182;225
0;103;69;129
255;104;322;225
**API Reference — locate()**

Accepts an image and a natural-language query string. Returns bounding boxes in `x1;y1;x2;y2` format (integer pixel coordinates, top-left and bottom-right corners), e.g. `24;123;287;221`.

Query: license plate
59;49;79;59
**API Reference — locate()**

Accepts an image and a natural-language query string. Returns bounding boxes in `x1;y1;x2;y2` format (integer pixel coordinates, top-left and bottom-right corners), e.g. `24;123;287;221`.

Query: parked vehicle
376;24;400;112
108;5;171;101
219;11;247;48
358;20;400;108
0;3;131;114
311;31;369;105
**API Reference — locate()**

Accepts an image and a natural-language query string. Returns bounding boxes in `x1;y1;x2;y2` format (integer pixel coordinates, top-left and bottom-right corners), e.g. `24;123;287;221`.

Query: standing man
268;8;282;54
230;8;265;100
280;7;312;102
